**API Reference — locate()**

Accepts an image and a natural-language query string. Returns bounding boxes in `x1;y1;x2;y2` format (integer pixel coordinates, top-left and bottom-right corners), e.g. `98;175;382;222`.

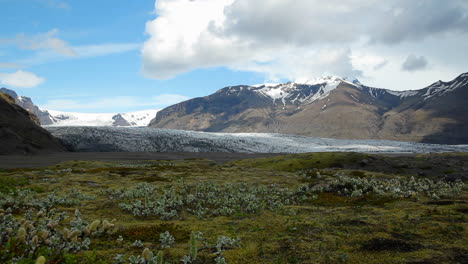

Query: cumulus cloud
401;55;429;72
0;70;45;88
373;60;389;71
141;0;468;81
371;0;468;44
141;0;368;80
351;53;389;72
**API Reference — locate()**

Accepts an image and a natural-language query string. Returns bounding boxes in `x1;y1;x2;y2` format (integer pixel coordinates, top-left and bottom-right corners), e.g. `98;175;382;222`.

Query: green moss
119;223;190;242
232;152;368;172
0;153;466;264
0;175;29;193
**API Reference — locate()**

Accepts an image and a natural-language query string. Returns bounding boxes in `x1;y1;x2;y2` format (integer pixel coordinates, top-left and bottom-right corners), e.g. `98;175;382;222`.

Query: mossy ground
1;153;467;264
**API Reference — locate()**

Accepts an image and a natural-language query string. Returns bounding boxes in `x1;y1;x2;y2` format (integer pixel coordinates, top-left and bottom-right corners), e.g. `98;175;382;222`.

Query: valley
2;2;467;263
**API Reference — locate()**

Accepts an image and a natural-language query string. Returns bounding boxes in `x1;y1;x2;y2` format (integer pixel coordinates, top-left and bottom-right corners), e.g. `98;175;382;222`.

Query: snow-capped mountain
150;72;468;144
46;109;159;127
248;76;360;105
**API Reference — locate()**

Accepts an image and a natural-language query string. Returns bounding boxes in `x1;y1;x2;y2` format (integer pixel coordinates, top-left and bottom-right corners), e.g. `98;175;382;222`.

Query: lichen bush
109;182;314;219
99;175;465;222
122;232;239;264
159;231;174;248
0;187;115;263
315;175;465;199
0;189;95;214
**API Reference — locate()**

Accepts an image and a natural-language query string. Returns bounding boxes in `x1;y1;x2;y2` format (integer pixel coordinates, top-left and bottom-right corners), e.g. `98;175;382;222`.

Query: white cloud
17;43;140;66
74;43;141;58
0;70;45;88
41;94;190;111
370;0;468;44
142;0;364;80
142;0;468;89
15;29;76;56
1;29;139;66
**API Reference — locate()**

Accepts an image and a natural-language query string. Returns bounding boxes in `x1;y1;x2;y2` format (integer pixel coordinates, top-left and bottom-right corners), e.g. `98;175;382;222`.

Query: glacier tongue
46;109;159;127
46;126;468;153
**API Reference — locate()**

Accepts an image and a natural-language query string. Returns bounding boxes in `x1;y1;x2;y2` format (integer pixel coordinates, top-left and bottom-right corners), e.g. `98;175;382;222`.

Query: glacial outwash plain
2;72;468;263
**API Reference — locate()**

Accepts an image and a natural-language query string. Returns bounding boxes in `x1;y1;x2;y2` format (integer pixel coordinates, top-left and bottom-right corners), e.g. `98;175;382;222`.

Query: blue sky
1;0;467;113
0;0;265;112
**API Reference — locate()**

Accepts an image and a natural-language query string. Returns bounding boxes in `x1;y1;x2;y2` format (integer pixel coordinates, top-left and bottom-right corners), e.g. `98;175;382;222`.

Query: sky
0;0;467;113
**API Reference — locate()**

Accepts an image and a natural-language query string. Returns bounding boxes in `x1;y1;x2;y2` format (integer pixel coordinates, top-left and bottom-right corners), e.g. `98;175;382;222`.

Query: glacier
46;109;159;127
46;126;468;153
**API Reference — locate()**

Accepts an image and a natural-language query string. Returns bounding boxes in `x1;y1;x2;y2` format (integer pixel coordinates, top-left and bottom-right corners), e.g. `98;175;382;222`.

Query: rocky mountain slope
0;88;55;125
0;92;65;155
46;126;468;153
149;73;468;144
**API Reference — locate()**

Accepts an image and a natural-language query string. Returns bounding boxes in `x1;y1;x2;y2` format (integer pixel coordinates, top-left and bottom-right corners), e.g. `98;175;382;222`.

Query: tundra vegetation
0;152;467;263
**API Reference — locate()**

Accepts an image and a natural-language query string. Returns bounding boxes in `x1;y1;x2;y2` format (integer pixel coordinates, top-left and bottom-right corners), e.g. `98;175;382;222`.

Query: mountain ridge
0;92;65;155
149;72;468;144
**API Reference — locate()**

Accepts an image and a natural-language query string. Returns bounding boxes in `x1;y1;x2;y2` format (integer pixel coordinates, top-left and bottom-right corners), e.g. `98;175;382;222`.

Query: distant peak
0;87;18;98
422;72;468;100
294;76;343;85
252;76;357;88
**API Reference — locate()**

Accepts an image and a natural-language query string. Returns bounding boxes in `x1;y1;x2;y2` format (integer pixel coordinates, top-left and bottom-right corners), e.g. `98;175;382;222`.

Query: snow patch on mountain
251;83;280;88
386;90;419;98
251;76;349;105
307;80;340;103
17;96;27;103
119;109;160;126
423;77;468;99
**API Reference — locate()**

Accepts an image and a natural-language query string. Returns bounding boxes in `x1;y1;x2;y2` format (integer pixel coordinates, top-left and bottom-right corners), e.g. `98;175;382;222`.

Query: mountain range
0;88;158;127
2;72;468;145
149;73;468;144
